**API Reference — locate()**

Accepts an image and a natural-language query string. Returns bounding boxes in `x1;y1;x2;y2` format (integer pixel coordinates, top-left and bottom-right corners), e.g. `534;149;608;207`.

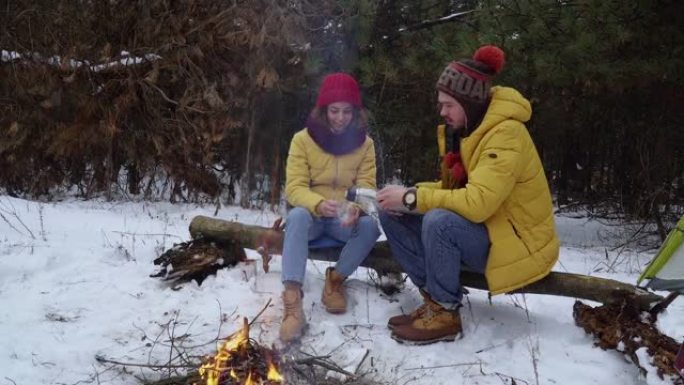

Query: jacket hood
477;86;531;134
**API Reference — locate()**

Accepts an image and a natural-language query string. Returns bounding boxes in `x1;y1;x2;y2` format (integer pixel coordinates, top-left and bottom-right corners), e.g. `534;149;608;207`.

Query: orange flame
267;361;283;382
198;317;283;385
244;371;254;385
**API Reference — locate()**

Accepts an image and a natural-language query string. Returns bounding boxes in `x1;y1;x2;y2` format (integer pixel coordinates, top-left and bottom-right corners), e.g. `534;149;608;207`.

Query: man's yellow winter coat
416;86;559;295
285;129;376;214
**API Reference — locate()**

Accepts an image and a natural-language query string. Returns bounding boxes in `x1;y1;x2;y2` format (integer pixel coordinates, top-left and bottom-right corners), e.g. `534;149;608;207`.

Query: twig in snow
94;355;194;369
190;298;270;349
366;285;370;324
294;355;357;379
0;198;35;239
475;337;523;354
111;231;184;241
527;333;541;385
249;298;272;327
354;349;370;375
168;311;179;377
92;364;101;385
0;212;28;237
404;362;479;371
475;361;531;385
38;204;47;241
182;303;237;350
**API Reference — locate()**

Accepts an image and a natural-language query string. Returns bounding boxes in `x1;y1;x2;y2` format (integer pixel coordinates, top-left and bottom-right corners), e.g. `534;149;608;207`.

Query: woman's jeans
378;209;490;307
281;207;381;284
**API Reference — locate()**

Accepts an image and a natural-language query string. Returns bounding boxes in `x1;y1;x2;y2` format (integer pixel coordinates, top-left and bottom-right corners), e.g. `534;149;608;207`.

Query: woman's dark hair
308;105;369;132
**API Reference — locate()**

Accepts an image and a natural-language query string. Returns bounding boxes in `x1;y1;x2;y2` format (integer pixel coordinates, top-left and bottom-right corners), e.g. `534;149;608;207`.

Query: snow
438;10;475;22
1;50;21;62
0;49;160;71
0;196;682;385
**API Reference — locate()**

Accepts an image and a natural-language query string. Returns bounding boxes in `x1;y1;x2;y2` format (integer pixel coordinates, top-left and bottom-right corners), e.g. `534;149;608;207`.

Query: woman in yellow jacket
280;73;380;343
377;46;559;345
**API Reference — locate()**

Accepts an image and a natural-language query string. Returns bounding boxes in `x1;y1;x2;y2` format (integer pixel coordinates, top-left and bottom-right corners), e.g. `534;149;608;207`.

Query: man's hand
377;185;408;211
316;200;340;217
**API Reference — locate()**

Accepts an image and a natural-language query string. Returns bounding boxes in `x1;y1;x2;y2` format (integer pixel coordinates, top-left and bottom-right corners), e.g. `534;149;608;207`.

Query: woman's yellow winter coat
285;129;376;214
416;86;559;295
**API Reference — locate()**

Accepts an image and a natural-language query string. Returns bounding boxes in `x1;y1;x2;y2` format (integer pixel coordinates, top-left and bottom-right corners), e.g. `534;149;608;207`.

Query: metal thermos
345;186;411;214
345;187;379;217
345;187;377;204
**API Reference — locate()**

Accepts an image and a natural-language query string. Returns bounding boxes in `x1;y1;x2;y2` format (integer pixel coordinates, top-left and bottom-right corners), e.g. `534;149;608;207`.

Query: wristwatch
402;188;417;211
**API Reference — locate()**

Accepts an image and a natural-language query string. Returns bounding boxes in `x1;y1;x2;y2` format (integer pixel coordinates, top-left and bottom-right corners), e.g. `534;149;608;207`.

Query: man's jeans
378;209;490;306
282;207;381;284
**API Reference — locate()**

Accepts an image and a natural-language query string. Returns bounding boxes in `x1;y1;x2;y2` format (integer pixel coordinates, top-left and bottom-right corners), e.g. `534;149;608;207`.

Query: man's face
438;91;466;128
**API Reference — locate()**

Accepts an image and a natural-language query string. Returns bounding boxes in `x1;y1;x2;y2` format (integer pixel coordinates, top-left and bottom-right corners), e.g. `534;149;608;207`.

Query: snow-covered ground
0;196;681;385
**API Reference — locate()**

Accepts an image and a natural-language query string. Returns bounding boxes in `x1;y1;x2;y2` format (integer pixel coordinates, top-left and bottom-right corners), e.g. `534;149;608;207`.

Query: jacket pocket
508;218;532;255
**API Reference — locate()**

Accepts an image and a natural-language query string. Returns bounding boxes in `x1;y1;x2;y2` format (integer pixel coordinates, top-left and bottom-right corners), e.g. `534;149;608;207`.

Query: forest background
1;0;683;237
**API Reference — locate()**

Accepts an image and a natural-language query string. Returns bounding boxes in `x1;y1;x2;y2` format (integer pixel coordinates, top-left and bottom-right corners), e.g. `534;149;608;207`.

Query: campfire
199;318;283;385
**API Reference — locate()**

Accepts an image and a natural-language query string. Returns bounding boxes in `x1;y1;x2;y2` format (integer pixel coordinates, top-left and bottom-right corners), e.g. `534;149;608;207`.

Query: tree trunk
188;215;663;310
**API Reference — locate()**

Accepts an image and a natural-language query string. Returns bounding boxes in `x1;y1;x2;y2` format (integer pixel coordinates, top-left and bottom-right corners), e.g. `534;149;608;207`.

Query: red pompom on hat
473;45;505;74
315;72;362;108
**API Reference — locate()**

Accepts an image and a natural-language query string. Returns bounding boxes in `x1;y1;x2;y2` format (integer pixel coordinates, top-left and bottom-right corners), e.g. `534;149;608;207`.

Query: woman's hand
340;204;360;227
316;200;340;217
377;185;408;211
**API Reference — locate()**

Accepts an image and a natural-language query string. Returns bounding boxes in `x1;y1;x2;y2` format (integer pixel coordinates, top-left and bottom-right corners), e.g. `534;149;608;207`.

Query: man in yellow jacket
377;45;559;345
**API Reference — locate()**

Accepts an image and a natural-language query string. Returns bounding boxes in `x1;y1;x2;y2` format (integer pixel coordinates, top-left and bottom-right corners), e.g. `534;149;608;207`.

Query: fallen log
184;215;663;310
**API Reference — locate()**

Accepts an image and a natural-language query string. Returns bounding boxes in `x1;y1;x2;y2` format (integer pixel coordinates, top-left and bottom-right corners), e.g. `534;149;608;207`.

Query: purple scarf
306;116;367;156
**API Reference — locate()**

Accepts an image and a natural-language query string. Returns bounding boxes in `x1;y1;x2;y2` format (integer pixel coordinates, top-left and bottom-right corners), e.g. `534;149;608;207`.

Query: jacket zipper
332;157;339;193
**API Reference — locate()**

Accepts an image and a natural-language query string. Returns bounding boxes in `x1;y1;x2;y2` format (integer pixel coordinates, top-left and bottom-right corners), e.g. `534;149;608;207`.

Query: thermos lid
345;187;357;202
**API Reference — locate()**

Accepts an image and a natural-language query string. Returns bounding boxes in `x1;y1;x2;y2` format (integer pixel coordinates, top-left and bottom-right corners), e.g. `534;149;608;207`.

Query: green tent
638;215;684;294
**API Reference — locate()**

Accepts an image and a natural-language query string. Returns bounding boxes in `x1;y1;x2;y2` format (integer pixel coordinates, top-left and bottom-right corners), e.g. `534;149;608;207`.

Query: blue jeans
281;207;381;284
378;209;490;306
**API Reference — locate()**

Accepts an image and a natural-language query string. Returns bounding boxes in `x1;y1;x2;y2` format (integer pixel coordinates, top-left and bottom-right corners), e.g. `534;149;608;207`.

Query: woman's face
326;102;354;133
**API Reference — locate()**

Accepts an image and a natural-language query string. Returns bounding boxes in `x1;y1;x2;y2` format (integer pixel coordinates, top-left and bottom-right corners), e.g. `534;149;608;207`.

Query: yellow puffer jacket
416;86;559;294
285;129;376;214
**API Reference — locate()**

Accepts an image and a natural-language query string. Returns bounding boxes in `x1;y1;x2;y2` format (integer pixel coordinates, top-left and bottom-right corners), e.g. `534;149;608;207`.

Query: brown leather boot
387;289;434;330
321;267;346;314
279;288;306;343
390;301;463;345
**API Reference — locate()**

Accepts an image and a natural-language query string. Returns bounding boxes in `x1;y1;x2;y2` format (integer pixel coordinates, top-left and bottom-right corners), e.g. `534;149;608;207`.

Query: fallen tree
151;215;664;310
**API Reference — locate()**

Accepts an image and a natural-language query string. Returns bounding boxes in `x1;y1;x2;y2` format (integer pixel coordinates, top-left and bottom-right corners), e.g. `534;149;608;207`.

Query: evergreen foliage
1;0;682;228
350;0;684;227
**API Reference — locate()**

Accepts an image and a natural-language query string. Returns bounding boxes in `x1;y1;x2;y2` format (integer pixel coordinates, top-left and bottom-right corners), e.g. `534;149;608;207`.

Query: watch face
405;192;416;204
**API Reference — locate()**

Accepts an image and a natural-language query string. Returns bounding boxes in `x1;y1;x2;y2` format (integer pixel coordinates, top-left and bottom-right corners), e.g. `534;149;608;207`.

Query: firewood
574;297;683;383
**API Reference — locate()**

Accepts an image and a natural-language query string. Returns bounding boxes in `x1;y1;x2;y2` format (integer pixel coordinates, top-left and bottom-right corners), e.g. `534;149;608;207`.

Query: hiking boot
279;288;306;343
391;301;463;345
321;267;346;314
387;289;435;330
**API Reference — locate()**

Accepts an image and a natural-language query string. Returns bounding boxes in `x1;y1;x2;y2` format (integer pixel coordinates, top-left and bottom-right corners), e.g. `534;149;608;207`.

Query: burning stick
199;318;283;385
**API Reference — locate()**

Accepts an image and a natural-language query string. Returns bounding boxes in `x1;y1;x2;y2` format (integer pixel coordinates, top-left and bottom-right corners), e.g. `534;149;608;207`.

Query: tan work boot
387;289;434;330
279;288;306;343
390;300;463;345
321;267;347;314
